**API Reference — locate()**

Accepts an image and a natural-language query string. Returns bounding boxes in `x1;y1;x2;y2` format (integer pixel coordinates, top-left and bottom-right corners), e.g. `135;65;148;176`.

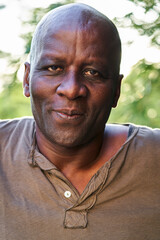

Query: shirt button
64;191;71;198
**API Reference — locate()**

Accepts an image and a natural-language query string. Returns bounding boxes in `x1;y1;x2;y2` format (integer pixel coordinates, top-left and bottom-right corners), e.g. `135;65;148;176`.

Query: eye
48;65;63;73
83;69;100;77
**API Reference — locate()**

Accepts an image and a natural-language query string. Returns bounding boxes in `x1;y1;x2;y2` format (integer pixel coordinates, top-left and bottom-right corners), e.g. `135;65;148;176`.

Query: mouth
53;109;84;120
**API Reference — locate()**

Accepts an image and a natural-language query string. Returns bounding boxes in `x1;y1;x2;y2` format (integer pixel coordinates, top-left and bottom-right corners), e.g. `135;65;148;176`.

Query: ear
112;74;123;108
23;62;30;97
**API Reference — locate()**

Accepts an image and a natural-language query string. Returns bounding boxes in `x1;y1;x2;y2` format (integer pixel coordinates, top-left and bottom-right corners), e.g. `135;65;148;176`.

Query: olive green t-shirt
0;118;160;240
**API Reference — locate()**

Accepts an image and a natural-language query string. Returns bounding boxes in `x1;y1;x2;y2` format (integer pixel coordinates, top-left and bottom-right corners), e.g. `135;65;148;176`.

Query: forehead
36;28;111;71
40;5;111;34
31;5;121;72
38;15;114;58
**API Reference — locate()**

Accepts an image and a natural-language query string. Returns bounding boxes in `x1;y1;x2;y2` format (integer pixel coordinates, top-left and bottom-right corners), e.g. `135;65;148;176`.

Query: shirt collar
27;129;57;171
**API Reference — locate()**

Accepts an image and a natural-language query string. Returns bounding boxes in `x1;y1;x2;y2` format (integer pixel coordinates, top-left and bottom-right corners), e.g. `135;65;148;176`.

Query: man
0;3;160;240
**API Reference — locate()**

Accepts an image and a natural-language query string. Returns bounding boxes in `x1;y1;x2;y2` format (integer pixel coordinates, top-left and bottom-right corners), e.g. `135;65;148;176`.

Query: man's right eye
47;65;63;73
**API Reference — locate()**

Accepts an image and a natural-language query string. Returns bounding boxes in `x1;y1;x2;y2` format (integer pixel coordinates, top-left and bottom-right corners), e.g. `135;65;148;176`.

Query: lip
53;109;85;120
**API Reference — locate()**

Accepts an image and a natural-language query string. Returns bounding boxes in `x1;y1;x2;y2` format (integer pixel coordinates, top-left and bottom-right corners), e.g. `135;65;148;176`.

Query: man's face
24;21;122;148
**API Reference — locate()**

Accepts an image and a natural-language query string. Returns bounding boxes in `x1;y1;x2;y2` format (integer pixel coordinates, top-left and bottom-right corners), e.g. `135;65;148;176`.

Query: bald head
24;3;123;147
30;3;122;79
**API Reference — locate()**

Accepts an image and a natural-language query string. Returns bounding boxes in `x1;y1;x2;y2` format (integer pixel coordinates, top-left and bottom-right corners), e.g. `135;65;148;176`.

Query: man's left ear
112;74;123;108
23;62;31;97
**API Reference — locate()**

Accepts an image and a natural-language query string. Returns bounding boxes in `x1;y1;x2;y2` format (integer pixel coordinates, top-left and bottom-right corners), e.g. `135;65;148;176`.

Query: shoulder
102;124;160;167
137;125;160;140
105;123;160;141
104;123;160;154
112;124;160;160
0;117;35;144
132;125;160;155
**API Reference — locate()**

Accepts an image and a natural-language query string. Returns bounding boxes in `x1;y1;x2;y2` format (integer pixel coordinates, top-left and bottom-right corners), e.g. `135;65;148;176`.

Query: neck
35;124;129;194
35;125;104;173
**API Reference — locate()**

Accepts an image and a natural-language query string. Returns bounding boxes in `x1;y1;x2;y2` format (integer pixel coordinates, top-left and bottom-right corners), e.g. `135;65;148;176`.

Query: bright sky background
0;0;159;80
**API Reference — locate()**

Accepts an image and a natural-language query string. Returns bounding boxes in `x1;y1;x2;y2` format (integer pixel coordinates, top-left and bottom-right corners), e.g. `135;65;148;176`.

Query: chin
53;135;87;148
54;127;99;149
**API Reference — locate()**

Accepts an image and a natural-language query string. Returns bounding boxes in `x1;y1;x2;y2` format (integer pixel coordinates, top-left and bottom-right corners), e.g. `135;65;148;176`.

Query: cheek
92;85;114;108
30;78;51;116
90;84;115;124
30;76;55;100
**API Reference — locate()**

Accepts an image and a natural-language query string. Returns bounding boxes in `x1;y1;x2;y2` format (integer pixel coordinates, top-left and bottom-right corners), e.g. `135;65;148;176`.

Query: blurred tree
0;0;74;119
114;0;160;48
0;4;5;10
109;0;160;127
109;60;160;127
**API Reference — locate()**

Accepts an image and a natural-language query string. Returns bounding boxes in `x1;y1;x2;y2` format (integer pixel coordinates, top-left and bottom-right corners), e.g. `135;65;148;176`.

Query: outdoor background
0;0;160;127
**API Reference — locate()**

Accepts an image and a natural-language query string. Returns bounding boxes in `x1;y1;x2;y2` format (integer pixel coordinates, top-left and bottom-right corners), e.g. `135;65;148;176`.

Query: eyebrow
36;54;66;67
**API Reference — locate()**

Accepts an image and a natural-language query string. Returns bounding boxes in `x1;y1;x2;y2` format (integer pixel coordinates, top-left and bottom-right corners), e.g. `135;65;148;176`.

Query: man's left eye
84;69;100;77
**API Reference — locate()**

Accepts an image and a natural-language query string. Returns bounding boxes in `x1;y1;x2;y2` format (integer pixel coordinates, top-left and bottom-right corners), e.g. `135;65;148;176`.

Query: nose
56;71;88;100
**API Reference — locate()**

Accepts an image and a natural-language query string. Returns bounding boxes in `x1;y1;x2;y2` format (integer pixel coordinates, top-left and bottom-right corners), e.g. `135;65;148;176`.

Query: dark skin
23;3;128;194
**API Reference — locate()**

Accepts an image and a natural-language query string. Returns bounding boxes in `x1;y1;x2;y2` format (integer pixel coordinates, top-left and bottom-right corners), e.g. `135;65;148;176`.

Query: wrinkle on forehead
30;3;121;78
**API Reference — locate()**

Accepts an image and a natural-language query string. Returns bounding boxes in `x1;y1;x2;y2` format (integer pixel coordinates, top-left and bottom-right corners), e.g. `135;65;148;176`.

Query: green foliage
0;50;10;58
109;59;160;127
0;56;32;119
0;5;5;10
0;81;32;119
114;0;160;48
108;0;160;127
